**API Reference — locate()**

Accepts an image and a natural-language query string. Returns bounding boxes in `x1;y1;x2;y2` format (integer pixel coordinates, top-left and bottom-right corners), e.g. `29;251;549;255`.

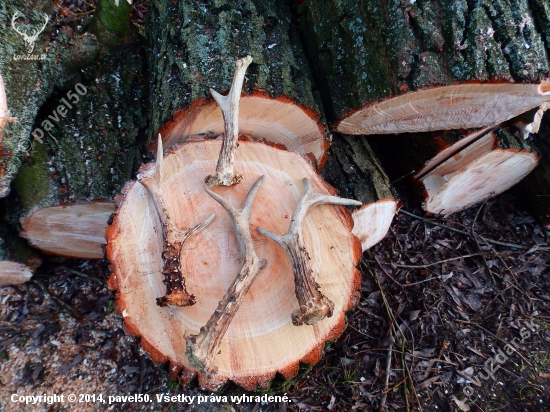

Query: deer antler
140;136;215;307
10;11;28;39
186;176;267;374
258;179;361;326
31;14;49;42
205;56;253;187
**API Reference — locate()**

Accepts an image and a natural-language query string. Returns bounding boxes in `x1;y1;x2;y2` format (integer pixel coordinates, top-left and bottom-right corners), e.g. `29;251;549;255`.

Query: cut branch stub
106;138;361;390
259;178;361;326
140;137;214;307
205;56;253;187
186;176;267;374
0;261;33;286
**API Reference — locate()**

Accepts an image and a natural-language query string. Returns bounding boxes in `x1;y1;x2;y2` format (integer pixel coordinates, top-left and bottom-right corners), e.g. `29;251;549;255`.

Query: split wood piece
258;178;360;326
155;92;329;167
321;134;400;251
418;128;539;215
140;138;214;307
336;83;550;135
186;176;267;374
205;56;253;187
517;112;550;228
20;201;115;259
147;0;328;166
299;0;550;131
0;261;33;286
106;138;361;390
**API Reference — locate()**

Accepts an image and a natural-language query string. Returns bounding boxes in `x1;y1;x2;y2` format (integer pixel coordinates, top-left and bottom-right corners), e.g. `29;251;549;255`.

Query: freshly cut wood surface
157;93;329;166
336;83;550;135
0;261;33;286
420;130;539;215
352;200;400;251
106;139;361;390
21;202;115;259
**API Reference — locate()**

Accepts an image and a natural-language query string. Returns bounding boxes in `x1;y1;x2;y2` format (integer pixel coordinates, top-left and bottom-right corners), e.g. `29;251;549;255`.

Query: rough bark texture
11;36;148;216
322;134;396;205
0;0;101;197
147;0;324;143
298;0;550;120
518;112;550;227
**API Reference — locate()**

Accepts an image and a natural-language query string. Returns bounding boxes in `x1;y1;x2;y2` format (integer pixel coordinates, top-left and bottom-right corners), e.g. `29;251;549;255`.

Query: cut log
321;134;399;251
147;0;329;166
298;0;550;134
20;201;115;259
106;138;361;390
517;112;550;227
417;128;539;214
0;261;33;286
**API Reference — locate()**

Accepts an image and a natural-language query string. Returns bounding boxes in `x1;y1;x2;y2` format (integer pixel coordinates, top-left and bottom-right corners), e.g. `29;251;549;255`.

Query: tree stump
106;137;362;390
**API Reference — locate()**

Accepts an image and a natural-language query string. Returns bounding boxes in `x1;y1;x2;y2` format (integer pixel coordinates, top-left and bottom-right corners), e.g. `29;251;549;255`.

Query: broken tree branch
186;175;267;374
205;56;253;187
140;136;215;307
258;178;361;326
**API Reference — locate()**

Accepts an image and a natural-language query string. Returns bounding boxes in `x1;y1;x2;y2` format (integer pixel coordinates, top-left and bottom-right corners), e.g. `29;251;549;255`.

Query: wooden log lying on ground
298;0;550;134
370;126;540;215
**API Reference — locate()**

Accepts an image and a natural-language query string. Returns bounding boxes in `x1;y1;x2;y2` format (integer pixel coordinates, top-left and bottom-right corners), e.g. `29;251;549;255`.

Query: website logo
11;11;48;58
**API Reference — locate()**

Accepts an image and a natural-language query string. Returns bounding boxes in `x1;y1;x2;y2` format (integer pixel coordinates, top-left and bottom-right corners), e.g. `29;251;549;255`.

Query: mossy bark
321;134;396;205
298;0;550;120
0;0;101;198
1;0;148;218
146;0;323;140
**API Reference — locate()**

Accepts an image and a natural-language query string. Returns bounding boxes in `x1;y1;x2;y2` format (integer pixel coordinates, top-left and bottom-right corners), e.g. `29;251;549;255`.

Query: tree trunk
8;4;147;258
0;0;102;198
298;0;550;133
147;0;329;165
104;0;368;391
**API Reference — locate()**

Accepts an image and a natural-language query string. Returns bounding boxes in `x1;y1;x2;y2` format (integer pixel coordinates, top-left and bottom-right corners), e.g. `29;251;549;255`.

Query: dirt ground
1;184;549;412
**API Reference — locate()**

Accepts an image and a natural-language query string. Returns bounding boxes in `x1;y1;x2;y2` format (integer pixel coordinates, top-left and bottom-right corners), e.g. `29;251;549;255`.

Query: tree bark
147;0;329;164
0;0;101;197
298;0;550;121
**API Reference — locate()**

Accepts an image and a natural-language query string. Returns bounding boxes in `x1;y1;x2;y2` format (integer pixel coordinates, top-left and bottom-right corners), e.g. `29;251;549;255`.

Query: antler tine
258;178;361;326
205;56;253;187
11;11;27;37
186;176;267;375
140;134;214;308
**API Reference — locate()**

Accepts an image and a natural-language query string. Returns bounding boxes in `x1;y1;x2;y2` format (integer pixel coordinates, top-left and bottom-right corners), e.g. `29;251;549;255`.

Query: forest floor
1;184;549;412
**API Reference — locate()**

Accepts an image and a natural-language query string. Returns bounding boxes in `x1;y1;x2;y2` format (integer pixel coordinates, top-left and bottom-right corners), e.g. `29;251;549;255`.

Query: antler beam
259;179;361;326
205;56;253;187
186;176;267;374
140;136;214;307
